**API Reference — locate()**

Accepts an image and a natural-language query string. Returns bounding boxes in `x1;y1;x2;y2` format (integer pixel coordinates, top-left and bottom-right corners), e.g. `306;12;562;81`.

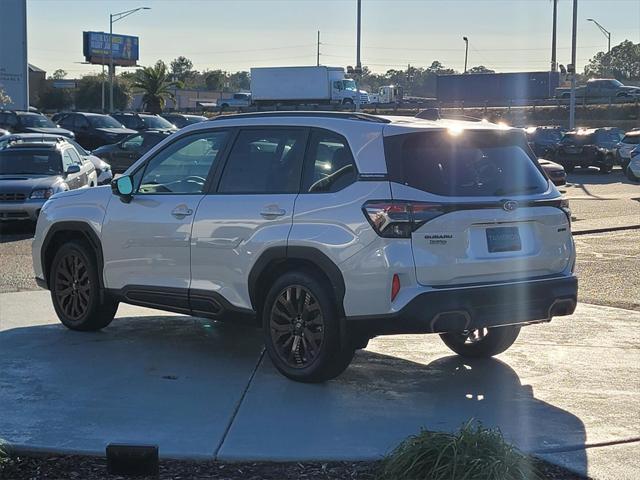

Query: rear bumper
345;275;578;337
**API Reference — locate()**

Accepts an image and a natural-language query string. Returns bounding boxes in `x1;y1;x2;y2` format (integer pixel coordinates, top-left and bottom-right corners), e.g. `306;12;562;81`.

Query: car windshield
0;150;62;175
141;115;174;129
385;130;549;197
536;129;563;142
88;115;123;129
343;79;357;91
622;135;640;145
561;133;595;145
18;113;56;128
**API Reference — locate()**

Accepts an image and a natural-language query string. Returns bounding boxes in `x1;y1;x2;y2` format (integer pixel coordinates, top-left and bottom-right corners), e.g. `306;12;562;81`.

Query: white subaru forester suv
32;112;577;382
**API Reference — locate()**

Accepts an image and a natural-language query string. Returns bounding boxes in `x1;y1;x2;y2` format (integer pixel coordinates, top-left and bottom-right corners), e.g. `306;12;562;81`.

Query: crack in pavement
534;437;640;454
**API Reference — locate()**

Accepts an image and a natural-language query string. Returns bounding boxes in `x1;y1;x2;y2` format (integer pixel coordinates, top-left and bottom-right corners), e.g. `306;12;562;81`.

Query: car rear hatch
378;128;573;286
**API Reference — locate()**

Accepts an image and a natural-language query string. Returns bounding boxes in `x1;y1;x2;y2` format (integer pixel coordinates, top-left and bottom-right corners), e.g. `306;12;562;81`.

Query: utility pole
317;30;320;66
569;0;578;130
551;0;558;71
355;0;362;111
463;36;469;73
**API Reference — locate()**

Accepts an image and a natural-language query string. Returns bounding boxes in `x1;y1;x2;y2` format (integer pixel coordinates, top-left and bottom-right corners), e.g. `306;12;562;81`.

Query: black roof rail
208;111;391;124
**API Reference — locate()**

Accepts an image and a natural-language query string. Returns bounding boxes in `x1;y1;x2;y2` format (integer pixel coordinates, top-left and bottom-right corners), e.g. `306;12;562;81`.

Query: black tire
49;240;118;331
439;325;521;358
600;155;614;173
262;270;354;383
342;98;354;105
564;162;575;173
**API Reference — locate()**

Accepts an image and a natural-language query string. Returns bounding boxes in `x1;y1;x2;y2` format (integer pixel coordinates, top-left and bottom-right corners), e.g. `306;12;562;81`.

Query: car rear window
561;133;595;145
622;135;640;145
0;150;62;175
384;130;549;197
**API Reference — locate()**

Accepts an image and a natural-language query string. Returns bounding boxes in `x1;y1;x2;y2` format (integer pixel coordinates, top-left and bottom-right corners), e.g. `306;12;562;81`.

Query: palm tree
132;60;181;114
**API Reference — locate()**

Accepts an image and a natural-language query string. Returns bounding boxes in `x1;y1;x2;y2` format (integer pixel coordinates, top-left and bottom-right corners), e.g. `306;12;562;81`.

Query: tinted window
561;133;595;145
66;148;83;165
74;115;90;128
0;150;62;174
58;115;74;128
622;135;640;145
137;131;228;194
18;113;55;128
218;128;307;194
302;130;357;193
122;134;144;150
140;115;174;129
88;115;122;128
112;115;139;129
385;130;549;197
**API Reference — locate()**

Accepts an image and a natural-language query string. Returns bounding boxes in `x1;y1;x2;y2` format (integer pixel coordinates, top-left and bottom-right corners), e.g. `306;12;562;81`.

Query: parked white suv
32;112;577;382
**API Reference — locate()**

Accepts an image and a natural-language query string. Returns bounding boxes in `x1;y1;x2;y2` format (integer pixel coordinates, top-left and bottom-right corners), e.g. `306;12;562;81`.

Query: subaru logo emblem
503;200;518;212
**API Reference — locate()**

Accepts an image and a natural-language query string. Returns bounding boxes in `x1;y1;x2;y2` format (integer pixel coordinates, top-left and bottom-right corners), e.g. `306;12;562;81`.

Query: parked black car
538;158;567;186
110;112;177;132
555;129;619;173
92;130;173;173
0;110;74;138
161;113;207;129
525;126;564;158
57;112;137;150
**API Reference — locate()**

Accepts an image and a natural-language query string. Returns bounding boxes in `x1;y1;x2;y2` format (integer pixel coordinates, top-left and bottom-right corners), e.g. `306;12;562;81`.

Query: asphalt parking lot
0;168;638;479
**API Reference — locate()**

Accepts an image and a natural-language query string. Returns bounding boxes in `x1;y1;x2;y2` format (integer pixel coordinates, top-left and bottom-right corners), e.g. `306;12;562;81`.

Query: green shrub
377;422;541;480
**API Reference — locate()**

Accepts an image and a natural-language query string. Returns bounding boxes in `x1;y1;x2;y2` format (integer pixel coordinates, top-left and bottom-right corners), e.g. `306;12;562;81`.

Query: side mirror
111;175;134;202
65;164;81;175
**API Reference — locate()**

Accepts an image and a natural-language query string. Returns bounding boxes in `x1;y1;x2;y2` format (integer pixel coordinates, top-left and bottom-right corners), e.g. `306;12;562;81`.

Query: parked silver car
0;139;96;221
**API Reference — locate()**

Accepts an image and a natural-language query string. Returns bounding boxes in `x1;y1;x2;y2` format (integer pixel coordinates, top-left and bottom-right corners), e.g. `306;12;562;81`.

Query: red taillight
362;200;445;238
391;274;401;301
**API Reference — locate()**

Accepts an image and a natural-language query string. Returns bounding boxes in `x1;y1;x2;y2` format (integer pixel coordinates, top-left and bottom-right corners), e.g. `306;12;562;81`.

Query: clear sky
27;0;640;77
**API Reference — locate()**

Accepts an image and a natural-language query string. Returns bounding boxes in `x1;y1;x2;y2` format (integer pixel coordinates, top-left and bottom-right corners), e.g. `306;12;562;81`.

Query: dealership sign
83;31;139;67
0;0;29;109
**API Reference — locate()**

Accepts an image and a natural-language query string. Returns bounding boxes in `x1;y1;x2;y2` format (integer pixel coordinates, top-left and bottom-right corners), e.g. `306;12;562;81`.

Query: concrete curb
572;224;640;236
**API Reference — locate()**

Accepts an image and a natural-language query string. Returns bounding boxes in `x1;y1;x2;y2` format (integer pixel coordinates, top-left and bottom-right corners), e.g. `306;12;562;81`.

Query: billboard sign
83;31;139;67
0;0;29;109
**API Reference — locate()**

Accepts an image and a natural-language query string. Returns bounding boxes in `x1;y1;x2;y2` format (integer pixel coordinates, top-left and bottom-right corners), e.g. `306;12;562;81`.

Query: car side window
74;115;89;128
136;131;228;195
217;128;307;194
301;130;357;193
66;148;83;165
61;150;75;171
122;134;144;150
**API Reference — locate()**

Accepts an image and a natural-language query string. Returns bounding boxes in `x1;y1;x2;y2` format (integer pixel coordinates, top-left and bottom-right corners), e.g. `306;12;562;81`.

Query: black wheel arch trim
40;221;105;291
248;246;347;318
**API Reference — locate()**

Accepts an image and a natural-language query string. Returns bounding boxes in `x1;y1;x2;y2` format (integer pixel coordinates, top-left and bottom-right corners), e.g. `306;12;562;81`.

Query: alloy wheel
54;253;91;320
269;285;325;368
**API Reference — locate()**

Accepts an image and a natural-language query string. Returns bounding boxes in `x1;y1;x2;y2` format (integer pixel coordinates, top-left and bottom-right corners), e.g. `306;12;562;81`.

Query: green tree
170;56;194;82
204;69;226;91
467;65;495;74
38;82;73;111
584;40;640;80
132;60;181;114
0;87;11;106
75;74;130;111
49;69;67;80
228;71;250;91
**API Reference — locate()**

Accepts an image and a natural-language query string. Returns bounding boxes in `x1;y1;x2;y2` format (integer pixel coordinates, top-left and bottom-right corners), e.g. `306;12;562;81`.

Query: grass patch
377;422;542;480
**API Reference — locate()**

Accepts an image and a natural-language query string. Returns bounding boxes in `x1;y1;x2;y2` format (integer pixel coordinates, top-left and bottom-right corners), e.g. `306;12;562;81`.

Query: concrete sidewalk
1;290;638;479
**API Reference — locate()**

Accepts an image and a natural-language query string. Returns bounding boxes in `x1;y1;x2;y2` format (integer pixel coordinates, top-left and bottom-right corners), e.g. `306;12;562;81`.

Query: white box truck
250;66;369;106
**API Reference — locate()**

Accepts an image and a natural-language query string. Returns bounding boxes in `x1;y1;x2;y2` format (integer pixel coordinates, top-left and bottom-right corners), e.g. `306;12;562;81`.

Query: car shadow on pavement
0;315;587;476
0;221;35;243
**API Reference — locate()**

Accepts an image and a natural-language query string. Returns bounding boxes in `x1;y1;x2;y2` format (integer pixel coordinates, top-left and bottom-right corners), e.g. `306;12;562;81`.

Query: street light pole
463;36;469;73
355;0;361;111
108;7;150;113
587;18;611;53
551;0;558;71
569;0;578;130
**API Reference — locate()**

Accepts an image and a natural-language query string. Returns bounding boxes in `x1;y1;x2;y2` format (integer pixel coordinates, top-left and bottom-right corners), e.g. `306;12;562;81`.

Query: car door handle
171;207;193;219
260;207;286;219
